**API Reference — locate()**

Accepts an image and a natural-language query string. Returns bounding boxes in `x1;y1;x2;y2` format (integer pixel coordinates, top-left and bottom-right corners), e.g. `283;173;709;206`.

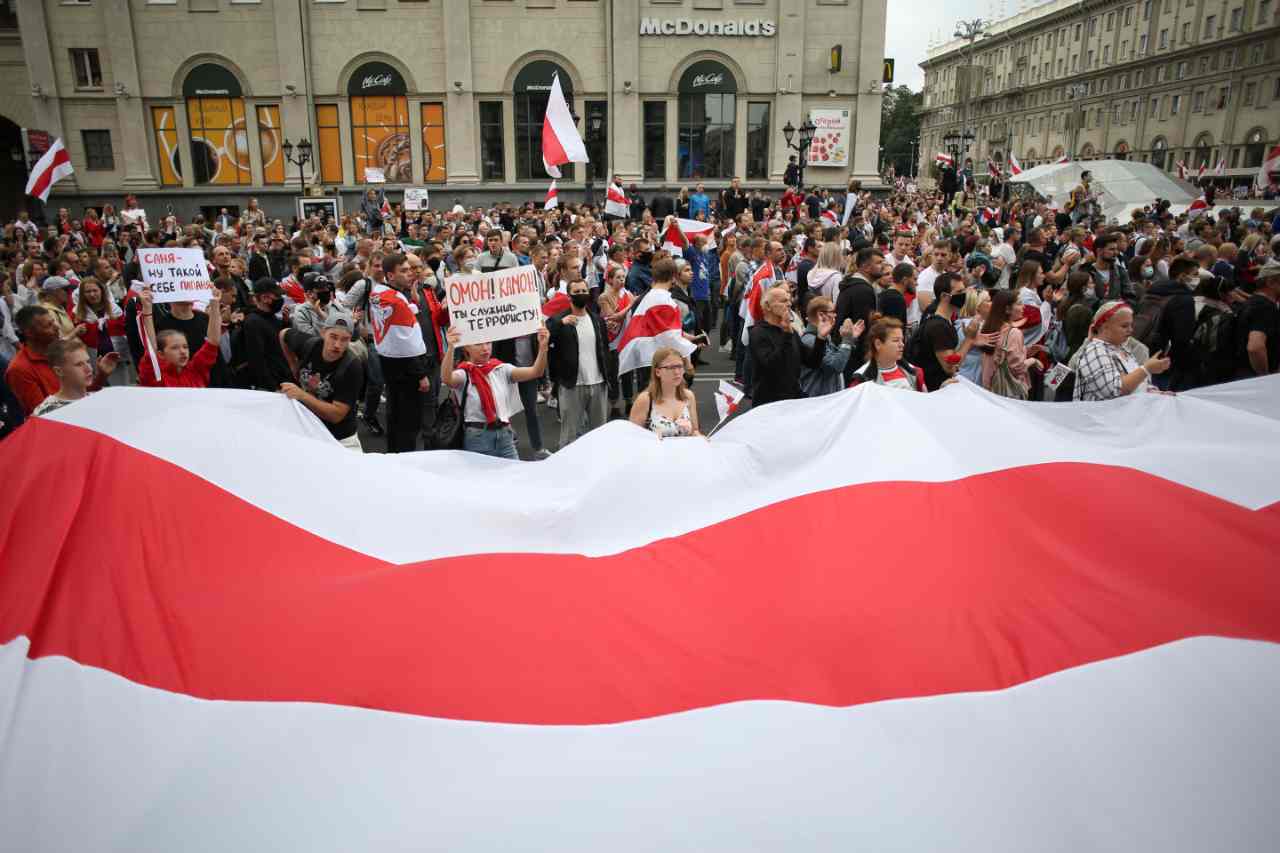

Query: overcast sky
887;0;999;91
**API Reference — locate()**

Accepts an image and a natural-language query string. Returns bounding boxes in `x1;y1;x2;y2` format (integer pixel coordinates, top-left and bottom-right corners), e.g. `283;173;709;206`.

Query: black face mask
267;296;284;314
315;290;332;306
426;257;442;273
570;293;591;309
949;291;967;309
636;251;653;265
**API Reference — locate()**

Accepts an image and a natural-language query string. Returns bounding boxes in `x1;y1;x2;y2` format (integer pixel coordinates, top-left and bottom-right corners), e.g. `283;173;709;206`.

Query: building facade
919;0;1279;186
2;0;885;220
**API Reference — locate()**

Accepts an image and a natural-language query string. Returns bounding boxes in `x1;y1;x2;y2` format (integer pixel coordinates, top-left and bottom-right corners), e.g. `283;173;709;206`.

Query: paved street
356;339;743;457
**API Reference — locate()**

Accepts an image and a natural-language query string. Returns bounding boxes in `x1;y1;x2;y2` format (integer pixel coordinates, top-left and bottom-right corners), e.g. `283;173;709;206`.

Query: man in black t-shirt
278;316;363;449
1235;260;1280;378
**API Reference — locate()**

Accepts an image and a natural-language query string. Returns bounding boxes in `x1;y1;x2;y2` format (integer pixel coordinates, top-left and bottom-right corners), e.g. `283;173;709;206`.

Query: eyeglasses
657;364;686;373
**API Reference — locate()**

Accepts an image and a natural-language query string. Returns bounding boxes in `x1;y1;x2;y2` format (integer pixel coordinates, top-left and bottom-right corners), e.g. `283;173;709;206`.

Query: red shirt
5;345;58;414
139;340;218;388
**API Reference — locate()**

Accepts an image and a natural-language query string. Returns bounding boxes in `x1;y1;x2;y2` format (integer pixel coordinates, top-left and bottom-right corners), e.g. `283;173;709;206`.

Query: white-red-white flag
1255;144;1280;189
614;287;696;373
1187;194;1209;214
605;183;629;219
714;380;745;422
544;180;558;210
1196;163;1207;179
934;152;954;168
541;74;588;179
1057;154;1070;164
1214;159;1226;177
24;137;73;203
1176;161;1188;181
661;217;715;253
738;259;776;345
1008;154;1022;176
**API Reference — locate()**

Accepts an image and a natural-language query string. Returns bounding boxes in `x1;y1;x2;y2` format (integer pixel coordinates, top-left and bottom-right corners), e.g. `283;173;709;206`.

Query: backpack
1131;291;1171;350
431;373;470;450
1043;318;1069;363
1190;302;1236;385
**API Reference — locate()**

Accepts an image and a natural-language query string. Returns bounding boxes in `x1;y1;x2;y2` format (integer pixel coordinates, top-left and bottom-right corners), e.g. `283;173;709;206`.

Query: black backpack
1132;291;1172;350
1190;302;1237;385
430;373;469;450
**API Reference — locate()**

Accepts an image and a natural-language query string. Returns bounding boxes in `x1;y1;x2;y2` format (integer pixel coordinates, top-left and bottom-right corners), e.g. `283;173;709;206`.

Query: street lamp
782;118;817;189
910;137;920;178
582;110;605;208
282;138;313;198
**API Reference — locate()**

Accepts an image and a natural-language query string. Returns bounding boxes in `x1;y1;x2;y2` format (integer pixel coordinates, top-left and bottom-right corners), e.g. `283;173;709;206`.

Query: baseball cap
301;270;330;291
322;313;354;333
1257;258;1280;281
252;277;282;295
41;275;73;292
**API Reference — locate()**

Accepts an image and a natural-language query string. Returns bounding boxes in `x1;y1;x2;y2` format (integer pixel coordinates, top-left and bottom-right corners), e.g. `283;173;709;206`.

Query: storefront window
1244;129;1267;169
315;104;342;184
746;102;771;180
678;60;737;179
348;61;411;183
479;101;505;181
643;101;666;180
514;60;574;182
182;64;250;186
421;102;447;183
151;105;181;187
257;105;283;185
1150;137;1167;170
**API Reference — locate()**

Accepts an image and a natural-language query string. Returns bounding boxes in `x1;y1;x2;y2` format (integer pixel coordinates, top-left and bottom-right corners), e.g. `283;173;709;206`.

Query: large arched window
514;60;574;182
1150;136;1168;170
183;64;250;186
348;61;411;183
1243;128;1268;169
678;60;737;179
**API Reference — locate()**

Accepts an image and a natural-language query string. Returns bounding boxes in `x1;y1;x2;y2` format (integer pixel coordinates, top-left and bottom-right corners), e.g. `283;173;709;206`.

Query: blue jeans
464;426;519;460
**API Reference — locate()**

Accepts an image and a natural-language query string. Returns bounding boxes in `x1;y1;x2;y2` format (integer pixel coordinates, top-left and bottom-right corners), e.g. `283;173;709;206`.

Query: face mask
1142;266;1154;279
1181;275;1199;288
268;297;284;314
636;251;653;265
570;293;590;308
315;290;332;306
949;292;967;309
426;258;442;273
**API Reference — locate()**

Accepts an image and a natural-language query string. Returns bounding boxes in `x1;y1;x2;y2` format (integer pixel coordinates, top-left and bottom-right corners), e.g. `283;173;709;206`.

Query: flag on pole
661;218;715;253
1255;144;1280;189
1196;163;1207;180
544;180;558;210
1176;161;1188;181
934;152;954;168
840;192;856;227
713;380;745;422
1214;159;1226;176
605;183;630;219
1008;154;1022;176
541;73;589;179
24;137;73;203
987;160;1001;179
614;287;696;373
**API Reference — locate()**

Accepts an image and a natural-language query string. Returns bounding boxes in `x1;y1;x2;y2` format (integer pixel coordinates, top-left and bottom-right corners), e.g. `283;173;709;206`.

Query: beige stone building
919;0;1279;187
1;0;886;220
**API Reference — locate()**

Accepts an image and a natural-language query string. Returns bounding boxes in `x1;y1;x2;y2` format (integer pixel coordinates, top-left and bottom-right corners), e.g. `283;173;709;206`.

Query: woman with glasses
629;347;700;439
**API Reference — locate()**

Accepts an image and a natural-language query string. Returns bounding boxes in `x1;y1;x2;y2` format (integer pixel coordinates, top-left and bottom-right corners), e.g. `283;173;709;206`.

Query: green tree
879;85;923;178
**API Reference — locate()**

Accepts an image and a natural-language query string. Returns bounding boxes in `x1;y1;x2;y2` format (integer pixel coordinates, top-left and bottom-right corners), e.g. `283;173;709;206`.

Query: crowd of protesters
2;174;1278;457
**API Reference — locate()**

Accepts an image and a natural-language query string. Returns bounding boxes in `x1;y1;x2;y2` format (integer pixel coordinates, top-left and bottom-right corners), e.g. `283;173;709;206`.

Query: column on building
851;0;886;184
610;0;642;183
19;0;77;192
443;0;478;185
102;0;156;191
273;0;312;190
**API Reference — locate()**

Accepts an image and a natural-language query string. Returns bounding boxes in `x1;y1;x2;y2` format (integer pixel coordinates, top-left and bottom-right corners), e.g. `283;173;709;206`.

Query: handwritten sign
446;265;543;346
139;248;215;304
403;188;429;211
364;167;386;184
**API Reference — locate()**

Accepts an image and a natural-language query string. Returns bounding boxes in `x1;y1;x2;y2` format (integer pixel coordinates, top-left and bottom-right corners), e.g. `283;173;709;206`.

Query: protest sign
404;188;429;211
364;167;386;184
445;265;543;346
139;248;215;305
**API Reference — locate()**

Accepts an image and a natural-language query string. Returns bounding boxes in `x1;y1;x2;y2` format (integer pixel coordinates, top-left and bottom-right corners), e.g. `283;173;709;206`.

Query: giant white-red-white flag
544;180;559;210
605;183;629;219
542;73;588;179
661;217;715;253
613;287;696;373
24;137;73;203
2;380;1280;851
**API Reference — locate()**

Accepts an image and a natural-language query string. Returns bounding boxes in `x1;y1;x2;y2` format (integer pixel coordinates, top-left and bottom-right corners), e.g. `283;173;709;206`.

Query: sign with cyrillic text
445;265;543;346
403;188;429;211
139;248;215;304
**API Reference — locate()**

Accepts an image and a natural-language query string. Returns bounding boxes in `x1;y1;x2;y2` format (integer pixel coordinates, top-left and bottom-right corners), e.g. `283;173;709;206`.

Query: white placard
807;109;850;167
364;167;386;184
404;188;430;211
139;248;215;305
445;265;544;346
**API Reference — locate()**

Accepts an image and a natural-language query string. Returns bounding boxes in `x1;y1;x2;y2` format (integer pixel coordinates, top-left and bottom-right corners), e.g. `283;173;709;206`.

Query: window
1139;34;1148;53
1204;14;1215;36
643;101;666;180
1224;48;1236;68
1150;96;1159;117
1229;6;1243;31
315;104;342;184
70;48;102;89
1177;61;1187;79
421;102;446;182
1181;22;1190;42
1088;16;1097;35
187;97;250;185
1088;50;1095;68
1129;100;1139;120
1104;45;1111;63
1200;56;1210;73
1124;5;1133;25
81;130;113;171
1275;77;1280;101
1074;23;1082;40
1142;0;1151;18
1193;90;1204;111
1260;0;1272;24
513;60;573;181
1106;11;1115;29
1217;84;1231;108
151;106;181;187
1245;81;1256;105
746;102;770;179
1072;54;1079;71
347;61;410;182
677;61;736;179
1157;65;1167;82
1244;129;1267;167
479;101;504;181
1158;29;1168;49
1170;94;1181;114
256;104;284;185
1151;136;1167;169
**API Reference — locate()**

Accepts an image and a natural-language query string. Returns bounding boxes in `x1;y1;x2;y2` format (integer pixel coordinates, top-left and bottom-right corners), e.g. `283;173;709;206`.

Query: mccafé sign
640;18;777;37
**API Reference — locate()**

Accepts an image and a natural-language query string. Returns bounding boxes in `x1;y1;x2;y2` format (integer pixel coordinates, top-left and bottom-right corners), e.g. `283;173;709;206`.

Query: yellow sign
830;45;842;74
883;58;895;84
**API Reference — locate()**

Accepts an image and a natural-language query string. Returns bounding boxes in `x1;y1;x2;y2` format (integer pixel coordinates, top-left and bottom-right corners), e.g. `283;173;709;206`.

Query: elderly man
748;284;833;407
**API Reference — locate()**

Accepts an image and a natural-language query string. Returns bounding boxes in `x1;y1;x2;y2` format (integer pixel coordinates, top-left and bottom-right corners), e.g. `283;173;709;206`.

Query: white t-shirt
453;362;523;424
993;242;1018;289
916;265;945;305
575;315;604;385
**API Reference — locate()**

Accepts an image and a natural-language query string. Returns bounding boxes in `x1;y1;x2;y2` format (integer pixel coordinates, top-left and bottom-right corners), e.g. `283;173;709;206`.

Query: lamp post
583;110;604;208
781;118;817;190
911;137;920;178
1065;82;1088;161
282;138;313;199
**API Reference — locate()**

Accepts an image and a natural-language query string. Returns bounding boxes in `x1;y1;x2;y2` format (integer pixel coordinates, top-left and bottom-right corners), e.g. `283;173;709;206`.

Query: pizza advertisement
806;109;850;168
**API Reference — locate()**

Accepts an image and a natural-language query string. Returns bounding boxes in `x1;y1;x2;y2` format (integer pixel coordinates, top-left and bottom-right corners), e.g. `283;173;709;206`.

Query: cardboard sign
139;248;215;304
445;265;543;346
403;188;429;211
364;167;386;184
807;109;849;167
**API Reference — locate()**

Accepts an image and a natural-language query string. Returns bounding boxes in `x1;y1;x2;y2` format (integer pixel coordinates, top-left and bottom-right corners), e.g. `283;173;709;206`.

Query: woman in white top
1072;300;1171;401
807;241;846;303
442;323;549;459
629;347;701;439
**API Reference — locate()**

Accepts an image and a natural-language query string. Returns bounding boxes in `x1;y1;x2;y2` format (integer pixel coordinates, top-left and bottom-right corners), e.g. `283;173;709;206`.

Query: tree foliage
879;85;923;177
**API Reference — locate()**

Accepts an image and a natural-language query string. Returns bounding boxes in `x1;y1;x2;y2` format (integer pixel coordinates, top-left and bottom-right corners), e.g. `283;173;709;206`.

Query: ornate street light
782;119;818;189
282;138;313;197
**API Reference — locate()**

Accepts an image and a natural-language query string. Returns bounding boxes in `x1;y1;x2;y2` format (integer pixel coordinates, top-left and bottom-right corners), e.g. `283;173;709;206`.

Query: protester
979;289;1036;399
32;338;118;416
137;287;223;388
546;273;609;449
848;314;925;392
1073;300;1172;401
630;347;702;438
749;284;832;407
371;253;432;453
279;316;363;450
441;324;550;460
799;297;861;397
1236;258;1280;378
242;278;292;392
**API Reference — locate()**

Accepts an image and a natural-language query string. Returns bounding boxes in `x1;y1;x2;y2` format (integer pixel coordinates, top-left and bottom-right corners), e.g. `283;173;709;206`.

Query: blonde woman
808;241;846;303
629;346;700;438
955;288;989;384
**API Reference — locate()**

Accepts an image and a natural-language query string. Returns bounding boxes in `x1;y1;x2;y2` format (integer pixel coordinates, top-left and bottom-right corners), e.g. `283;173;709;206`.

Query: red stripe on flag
26;146;71;201
541;292;570;317
2;419;1278;725
542;120;569;170
615;303;682;352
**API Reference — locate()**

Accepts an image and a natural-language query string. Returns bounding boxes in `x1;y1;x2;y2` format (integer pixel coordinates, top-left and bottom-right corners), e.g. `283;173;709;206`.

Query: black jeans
380;356;424;453
605;349;635;408
363;344;384;420
515;378;544;452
